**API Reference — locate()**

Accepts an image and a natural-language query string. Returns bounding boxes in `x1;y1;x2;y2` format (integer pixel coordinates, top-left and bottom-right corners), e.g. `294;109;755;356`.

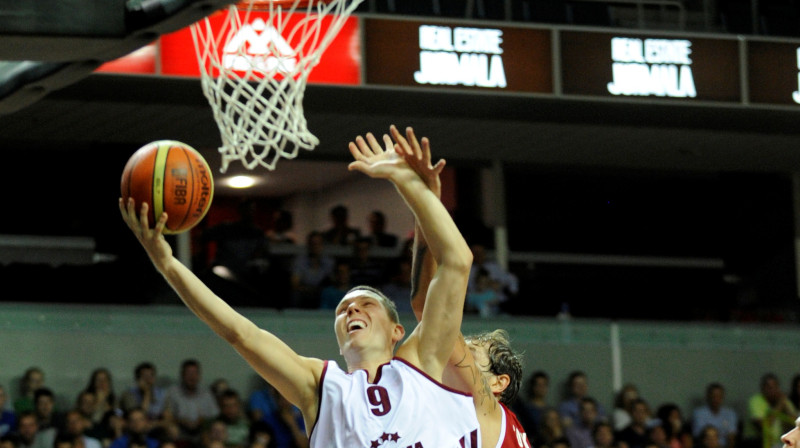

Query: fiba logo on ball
121;140;215;234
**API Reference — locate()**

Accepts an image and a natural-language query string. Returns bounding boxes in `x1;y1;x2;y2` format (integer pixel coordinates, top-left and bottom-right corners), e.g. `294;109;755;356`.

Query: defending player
383;129;531;448
118;125;480;448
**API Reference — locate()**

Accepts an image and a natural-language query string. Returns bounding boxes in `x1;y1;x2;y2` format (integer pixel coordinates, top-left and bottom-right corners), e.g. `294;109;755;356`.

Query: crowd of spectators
3;364;800;448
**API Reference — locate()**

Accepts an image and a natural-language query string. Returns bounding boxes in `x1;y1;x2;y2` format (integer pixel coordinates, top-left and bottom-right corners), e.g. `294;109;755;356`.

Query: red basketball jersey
499;402;532;448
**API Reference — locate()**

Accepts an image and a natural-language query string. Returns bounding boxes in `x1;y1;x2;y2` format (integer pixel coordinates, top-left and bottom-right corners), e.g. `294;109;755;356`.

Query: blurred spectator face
707;387;724;410
580;401;598;426
594;424;614;448
65;411;88;437
702;427;721;448
77;391;97;417
139;367;156;388
532;375;549;399
762;377;782;404
182;364;201;391
632;401;650;426
649;425;667;446
571;375;588;399
127;409;149;435
35;394;54;419
25;370;44;394
220;395;242;421
18;415;39;442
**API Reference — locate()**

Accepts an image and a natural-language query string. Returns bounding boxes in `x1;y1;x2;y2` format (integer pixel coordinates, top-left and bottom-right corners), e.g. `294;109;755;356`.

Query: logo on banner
606;37;696;98
413;25;507;88
222;17;297;73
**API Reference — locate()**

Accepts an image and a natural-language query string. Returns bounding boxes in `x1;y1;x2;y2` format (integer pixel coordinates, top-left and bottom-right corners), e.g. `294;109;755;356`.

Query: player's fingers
154;212;168;234
390;125;409;153
348;141;365;161
139;202;150;232
406;127;423;160
382;134;394;153
433;158;446;174
357;135;376;157
366;133;384;154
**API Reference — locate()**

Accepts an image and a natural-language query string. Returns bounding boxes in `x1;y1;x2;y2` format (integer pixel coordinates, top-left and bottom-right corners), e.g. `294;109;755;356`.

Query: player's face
334;294;395;353
782;417;800;448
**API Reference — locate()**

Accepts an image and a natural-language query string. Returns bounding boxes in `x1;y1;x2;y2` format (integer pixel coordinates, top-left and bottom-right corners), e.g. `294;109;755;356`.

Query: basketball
121;140;214;234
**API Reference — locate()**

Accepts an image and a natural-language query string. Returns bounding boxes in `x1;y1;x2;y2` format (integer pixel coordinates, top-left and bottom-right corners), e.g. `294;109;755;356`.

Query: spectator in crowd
656;403;692;448
743;373;796;448
216;390;249;448
209;381;230;408
697;426;723;448
590;422;620;448
108;408;158;448
119;363;167;424
616;398;653;448
245;421;274;448
246;383;305;448
14;411;54;448
200;199;271;292
318;260;352;310
163;359;219;446
691;383;738;448
60;410;102;448
14;369;44;414
83;368;118;427
513;370;552;439
649;424;671;448
321;204;359;246
266;210;297;245
0;385;17;437
537;408;568;448
289;231;334;309
613;384;641;432
467;242;519;307
347;237;386;287
200;420;228;448
380;257;413;314
465;267;502;317
364;210;398;248
32;389;62;432
567;398;601;448
559;371;607;428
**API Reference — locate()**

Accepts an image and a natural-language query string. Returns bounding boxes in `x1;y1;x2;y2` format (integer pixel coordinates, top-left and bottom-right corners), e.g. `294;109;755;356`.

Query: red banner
159;8;361;85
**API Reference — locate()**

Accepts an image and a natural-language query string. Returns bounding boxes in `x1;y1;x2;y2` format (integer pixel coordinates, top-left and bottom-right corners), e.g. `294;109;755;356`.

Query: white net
191;0;362;172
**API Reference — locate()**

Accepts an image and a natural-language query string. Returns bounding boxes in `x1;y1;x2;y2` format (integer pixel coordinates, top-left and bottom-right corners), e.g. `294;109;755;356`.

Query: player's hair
464;329;523;406
344;285;400;324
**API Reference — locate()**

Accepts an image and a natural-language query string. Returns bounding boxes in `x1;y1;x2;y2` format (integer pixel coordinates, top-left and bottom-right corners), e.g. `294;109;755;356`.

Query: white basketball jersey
310;357;480;448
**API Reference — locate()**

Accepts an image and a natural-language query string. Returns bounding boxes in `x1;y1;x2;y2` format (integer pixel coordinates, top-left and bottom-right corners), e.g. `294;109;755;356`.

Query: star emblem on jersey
369;432;401;448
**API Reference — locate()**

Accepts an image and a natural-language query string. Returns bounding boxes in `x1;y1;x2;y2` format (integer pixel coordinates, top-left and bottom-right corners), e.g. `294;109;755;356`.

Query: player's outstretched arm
349;126;472;378
118;198;323;425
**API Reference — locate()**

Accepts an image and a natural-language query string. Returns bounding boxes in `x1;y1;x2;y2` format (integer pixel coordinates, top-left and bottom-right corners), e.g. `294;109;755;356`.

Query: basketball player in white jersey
388;131;531;448
119;125;480;448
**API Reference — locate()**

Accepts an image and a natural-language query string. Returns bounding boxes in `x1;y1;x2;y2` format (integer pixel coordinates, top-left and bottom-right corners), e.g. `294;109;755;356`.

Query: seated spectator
266;210;297;245
319;261;352;310
321;204;360;246
537;408;568;448
691;383;738;448
656;403;692;448
567;398;601;448
32;389;62;433
14;411;54;448
14;369;44;415
466;267;502;317
513;370;552;439
467;242;519;307
289;231;334;309
83;368;118;427
590;422;620;448
201;420;228;448
558;371;607;428
742;373;796;448
365;210;398;248
380;257;413;314
119;363;167;424
246;383;306;448
60;410;102;448
616;398;653;448
163;359;219;447
614;384;641;432
108;408;158;448
216;390;249;448
697;426;723;448
348;237;387;288
0;385;17;437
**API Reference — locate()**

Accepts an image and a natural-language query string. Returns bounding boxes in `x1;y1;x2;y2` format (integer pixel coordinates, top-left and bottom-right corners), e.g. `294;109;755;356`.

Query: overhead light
227;175;257;189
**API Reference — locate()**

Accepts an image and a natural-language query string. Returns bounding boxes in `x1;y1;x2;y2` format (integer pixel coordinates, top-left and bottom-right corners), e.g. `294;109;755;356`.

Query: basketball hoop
190;0;363;172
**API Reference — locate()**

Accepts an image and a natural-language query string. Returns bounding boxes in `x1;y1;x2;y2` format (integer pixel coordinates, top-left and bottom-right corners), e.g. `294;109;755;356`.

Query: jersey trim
393;356;474;397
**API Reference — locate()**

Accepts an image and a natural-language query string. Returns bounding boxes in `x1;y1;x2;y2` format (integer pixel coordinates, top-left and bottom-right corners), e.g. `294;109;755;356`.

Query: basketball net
190;0;363;172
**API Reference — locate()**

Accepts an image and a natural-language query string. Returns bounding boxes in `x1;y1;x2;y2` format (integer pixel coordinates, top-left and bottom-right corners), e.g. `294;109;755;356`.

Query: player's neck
344;350;393;383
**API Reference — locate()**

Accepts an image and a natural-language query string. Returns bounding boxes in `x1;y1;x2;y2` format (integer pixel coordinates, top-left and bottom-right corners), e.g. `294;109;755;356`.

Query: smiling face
334;287;403;365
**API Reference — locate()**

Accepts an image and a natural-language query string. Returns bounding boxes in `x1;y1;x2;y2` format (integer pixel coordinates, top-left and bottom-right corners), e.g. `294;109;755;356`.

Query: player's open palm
390;125;445;198
119;198;174;271
348;130;410;179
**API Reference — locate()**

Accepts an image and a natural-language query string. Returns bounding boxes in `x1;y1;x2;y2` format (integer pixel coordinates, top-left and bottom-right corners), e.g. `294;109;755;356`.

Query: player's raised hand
348;131;409;179
390;125;446;199
118;197;173;270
